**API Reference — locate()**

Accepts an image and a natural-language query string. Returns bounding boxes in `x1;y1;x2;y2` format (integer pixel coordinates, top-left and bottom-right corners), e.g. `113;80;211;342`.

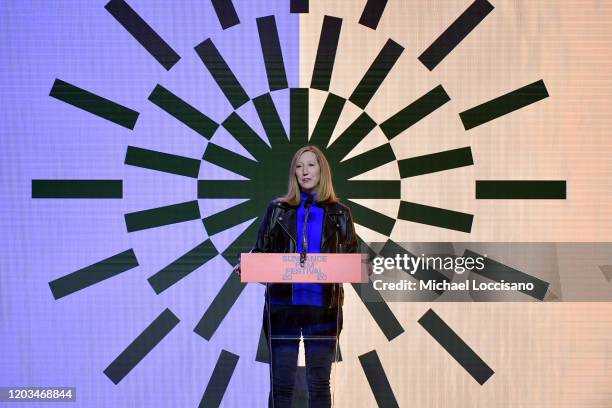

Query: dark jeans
263;304;342;408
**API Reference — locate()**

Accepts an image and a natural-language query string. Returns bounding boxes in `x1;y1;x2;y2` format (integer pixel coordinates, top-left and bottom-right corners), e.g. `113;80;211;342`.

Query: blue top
271;192;324;306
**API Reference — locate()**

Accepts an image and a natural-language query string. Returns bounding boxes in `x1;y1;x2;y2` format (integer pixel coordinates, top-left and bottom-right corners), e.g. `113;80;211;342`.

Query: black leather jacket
252;199;358;308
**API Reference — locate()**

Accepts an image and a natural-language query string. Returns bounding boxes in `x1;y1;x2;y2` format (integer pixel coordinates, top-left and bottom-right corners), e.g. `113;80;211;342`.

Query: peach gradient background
297;1;612;406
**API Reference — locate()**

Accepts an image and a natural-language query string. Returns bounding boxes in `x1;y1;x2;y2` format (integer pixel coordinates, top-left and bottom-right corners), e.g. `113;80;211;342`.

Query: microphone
300;194;314;267
304;194;314;209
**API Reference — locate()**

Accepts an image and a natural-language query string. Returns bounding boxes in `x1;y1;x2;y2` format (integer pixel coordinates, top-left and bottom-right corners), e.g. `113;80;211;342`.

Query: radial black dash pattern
49;79;139;129
191;13;417;341
33;0;568;405
460;80;550;130
310;15;342;91
419;0;494;71
104;308;180;385
105;0;181;70
359;350;399;408
211;0;240;30
359;0;389;30
290;0;309;14
32;180;123;199
199;350;240;407
418;309;495;385
48;249;138;300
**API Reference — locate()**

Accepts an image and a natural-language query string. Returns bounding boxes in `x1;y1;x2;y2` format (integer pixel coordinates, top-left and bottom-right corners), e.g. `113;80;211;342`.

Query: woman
237;145;358;407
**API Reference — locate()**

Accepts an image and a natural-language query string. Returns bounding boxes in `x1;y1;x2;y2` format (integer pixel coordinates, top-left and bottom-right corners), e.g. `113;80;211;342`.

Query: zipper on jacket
276;216;296;247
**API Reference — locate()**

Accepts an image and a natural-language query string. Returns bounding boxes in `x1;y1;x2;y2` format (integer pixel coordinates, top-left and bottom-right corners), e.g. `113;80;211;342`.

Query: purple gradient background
0;1;298;406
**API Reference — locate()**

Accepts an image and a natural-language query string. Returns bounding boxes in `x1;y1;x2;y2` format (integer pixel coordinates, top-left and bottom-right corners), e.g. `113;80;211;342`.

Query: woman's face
295;151;320;194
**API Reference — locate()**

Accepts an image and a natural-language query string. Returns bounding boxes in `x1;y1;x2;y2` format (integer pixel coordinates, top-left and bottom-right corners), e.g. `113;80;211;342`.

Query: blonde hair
278;145;338;206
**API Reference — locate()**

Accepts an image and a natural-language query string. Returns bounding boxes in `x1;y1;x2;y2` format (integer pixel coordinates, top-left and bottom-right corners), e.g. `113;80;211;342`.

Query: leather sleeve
233;202;275;268
344;206;359;254
252;201;276;254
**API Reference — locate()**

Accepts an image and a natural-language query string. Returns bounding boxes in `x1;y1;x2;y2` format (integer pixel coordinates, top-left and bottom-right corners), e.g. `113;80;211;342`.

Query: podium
240;253;368;408
240;253;368;283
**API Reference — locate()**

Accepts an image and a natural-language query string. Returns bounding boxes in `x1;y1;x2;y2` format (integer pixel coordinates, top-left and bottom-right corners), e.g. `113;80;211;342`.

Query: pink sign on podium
240;253;369;283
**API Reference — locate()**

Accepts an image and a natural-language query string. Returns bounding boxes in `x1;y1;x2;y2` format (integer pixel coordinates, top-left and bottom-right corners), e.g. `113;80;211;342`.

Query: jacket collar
276;203;297;246
321;204;344;250
300;191;316;203
274;200;345;251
